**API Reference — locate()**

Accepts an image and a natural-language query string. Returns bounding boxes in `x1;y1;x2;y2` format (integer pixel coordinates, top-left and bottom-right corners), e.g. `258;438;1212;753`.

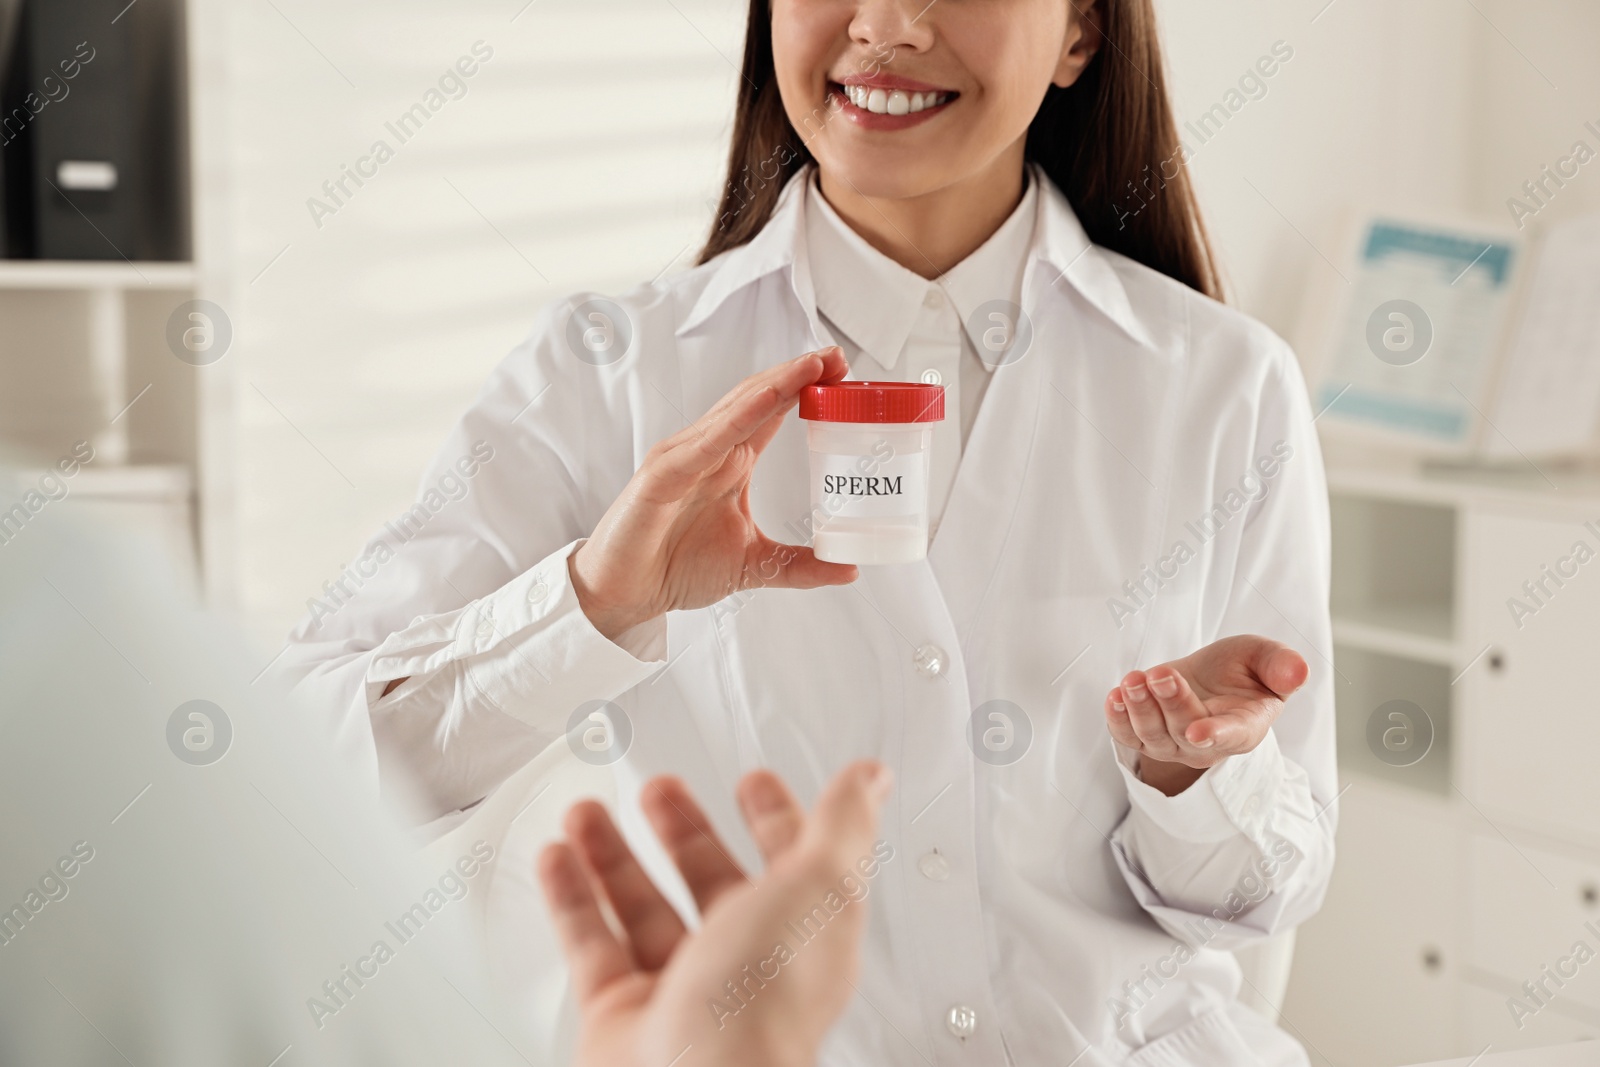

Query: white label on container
810;449;926;520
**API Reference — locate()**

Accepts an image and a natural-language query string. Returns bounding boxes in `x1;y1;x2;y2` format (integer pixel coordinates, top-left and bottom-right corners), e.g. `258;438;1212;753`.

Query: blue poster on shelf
1317;219;1520;445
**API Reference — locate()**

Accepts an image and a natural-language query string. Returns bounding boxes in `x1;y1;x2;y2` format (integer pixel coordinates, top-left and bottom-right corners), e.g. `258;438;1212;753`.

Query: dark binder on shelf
0;0;187;261
0;0;24;256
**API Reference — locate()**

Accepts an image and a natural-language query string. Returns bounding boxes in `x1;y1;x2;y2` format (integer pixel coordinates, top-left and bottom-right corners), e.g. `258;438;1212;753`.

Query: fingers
654;347;845;485
1117;671;1180;759
1259;644;1309;698
640;775;751;912
1184;709;1266;753
798;760;892;867
744;538;857;592
1220;634;1309;698
563;800;686;971
648;762;887;908
1144;667;1210;751
1104;688;1143;749
654;383;789;488
1117;665;1269;756
744;346;847;453
536;842;634;1002
706;348;842;429
736;769;806;864
743;393;799;457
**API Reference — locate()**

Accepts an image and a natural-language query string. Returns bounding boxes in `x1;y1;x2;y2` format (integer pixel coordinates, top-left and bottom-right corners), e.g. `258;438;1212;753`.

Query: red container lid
799;381;945;424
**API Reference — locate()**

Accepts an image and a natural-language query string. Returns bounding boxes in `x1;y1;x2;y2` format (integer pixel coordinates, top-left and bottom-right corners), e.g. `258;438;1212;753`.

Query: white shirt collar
804;170;1038;371
677;162;1156;353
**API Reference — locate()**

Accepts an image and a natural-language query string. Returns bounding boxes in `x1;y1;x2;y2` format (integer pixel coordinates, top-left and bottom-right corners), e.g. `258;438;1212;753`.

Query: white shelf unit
0;0;231;599
1330;603;1456;665
0;263;206;585
0;261;197;288
1282;462;1600;1066
0;262;198;462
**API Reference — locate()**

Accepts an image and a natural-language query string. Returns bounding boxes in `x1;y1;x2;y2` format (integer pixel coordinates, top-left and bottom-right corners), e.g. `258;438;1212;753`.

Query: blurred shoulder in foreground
0;472;532;1066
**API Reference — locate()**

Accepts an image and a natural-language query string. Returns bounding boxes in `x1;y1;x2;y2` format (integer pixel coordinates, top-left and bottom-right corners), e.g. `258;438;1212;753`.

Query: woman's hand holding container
569;347;860;641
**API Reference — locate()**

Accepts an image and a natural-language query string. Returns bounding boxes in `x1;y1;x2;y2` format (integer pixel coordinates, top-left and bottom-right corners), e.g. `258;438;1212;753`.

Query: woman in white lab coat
282;1;1336;1064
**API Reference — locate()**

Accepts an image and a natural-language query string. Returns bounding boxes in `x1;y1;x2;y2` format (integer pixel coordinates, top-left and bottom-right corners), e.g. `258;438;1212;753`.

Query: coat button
923;289;945;310
1242;794;1263;818
527;576;550;604
476;606;496;637
918;850;950;881
913;643;947;677
946;1004;978;1038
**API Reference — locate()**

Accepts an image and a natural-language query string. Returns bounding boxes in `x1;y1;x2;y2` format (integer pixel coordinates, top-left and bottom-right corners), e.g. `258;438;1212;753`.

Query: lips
839;84;952;115
827;75;958;130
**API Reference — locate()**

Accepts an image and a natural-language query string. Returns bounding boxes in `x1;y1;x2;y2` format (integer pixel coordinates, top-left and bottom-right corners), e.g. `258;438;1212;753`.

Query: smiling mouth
829;81;958;118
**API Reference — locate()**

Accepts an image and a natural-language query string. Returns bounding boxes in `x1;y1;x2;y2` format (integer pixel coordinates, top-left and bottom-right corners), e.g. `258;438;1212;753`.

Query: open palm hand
538;762;892;1067
1104;635;1309;793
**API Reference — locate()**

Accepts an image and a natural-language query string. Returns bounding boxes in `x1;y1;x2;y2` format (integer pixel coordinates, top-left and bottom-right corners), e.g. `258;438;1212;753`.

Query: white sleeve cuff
361;538;666;730
460;538;667;725
1113;729;1287;845
610;614;668;662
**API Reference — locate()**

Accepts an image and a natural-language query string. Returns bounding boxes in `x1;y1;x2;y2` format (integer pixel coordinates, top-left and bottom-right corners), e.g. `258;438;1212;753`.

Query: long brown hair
696;0;1225;302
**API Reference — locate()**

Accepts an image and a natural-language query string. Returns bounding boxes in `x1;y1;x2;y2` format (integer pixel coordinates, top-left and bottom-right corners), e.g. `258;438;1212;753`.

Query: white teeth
842;85;949;114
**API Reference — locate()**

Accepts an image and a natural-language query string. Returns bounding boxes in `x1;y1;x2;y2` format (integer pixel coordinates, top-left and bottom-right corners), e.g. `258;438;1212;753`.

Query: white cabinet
1466;833;1600;1017
1462;983;1600;1054
1282;782;1463;1066
1284;464;1600;1067
1460;508;1600;844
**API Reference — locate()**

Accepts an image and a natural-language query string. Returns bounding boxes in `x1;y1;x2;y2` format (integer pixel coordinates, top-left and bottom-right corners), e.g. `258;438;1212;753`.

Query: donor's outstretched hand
538;760;894;1067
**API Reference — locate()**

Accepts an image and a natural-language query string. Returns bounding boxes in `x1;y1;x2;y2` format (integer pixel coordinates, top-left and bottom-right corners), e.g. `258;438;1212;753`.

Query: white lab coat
281;166;1337;1067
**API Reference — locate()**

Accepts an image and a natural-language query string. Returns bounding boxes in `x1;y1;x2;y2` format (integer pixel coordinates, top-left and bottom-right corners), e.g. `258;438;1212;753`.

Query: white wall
215;0;745;647
1155;0;1600;341
1153;0;1478;336
215;0;1600;647
1474;0;1600;222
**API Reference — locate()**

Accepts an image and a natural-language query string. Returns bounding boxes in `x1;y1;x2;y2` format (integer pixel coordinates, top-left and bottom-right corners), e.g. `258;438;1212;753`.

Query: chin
813;148;953;202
